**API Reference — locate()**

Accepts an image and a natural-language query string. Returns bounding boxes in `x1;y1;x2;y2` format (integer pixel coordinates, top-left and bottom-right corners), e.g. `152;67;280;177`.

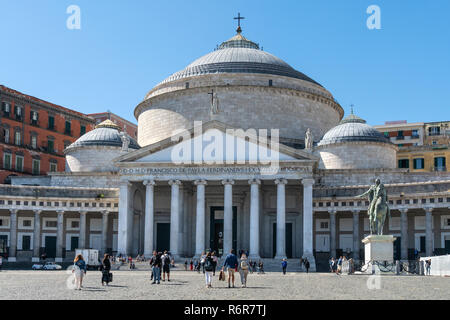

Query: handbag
219;270;225;281
108;272;113;282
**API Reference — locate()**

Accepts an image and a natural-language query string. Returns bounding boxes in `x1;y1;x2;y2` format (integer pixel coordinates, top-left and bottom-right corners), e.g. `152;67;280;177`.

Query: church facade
1;27;449;271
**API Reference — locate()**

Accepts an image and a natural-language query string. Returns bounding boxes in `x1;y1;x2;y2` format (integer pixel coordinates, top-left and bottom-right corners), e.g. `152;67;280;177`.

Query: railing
395;136;405;140
434;166;447;172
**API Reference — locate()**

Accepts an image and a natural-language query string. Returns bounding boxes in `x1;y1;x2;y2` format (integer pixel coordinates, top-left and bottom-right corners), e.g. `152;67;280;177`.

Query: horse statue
356;179;390;235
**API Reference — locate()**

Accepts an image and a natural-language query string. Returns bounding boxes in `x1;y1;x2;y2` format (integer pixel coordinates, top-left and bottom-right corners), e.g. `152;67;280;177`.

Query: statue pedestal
361;235;397;274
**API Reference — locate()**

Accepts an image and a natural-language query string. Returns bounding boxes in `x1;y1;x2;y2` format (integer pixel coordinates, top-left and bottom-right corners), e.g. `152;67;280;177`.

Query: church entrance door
272;223;293;258
156;223;170;253
210;206;237;257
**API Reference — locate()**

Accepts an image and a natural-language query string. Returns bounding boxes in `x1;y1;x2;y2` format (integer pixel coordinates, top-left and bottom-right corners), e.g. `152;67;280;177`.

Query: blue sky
0;0;449;125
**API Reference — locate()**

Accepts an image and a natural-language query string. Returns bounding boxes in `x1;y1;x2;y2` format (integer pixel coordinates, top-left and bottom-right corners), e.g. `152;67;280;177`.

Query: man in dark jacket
221;249;238;288
149;251;162;284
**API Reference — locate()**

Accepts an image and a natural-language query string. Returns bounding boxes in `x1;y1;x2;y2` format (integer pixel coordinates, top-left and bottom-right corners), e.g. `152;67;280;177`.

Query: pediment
115;121;318;165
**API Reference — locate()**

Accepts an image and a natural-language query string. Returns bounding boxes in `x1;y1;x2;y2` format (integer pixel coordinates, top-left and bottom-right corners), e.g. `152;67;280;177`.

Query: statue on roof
305;128;313;150
208;90;220;117
120;132;130;152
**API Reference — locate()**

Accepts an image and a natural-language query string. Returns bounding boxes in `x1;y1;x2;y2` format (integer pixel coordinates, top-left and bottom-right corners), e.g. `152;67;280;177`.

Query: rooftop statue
305;128;313;150
356;179;391;235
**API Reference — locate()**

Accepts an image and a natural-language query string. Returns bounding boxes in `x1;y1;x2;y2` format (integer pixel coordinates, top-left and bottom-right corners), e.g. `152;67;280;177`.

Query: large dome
158;33;321;87
135;29;343;147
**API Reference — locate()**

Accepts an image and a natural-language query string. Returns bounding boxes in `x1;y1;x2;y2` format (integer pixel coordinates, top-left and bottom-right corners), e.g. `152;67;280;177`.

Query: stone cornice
315;140;398;151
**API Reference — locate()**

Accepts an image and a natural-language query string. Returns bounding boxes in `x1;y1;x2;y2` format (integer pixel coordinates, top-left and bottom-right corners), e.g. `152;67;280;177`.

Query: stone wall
316;142;397;170
65;146;126;173
49;172;120;188
136;74;342;147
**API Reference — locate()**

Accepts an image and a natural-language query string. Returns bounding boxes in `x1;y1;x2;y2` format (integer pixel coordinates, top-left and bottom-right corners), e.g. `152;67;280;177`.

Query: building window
15;156;24;172
32;159;40;175
412;129;419;139
47;140;54;153
45;220;57;228
30;111;39;125
384;132;389;138
49;162;57;172
31;135;37;149
3;153;12;170
396;131;404;140
80;125;86;136
413;158;424;170
22;235;31;251
269;80;273;87
48;116;55;130
3;128;9;144
398;159;409;169
185;82;189;89
434;157;446;171
14;105;23;121
2;102;11;116
65;121;71;135
429;126;440;136
14;131;21;146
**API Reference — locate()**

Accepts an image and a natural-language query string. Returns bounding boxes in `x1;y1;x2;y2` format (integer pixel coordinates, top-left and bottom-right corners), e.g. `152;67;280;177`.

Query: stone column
194;180;207;257
425;207;433;257
352;210;360;261
117;181;131;255
143;180;156;258
169;180;181;258
329;209;337;259
101;210;109;255
8;209;18;262
274;179;287;259
400;208;409;261
249;179;261;260
302;179;315;259
79;211;87;249
222;179;235;255
55;210;64;262
32;210;42;262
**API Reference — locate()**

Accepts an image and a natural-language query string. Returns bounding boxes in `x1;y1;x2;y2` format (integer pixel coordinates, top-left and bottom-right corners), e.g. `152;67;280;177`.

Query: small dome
66;120;140;150
318;112;390;146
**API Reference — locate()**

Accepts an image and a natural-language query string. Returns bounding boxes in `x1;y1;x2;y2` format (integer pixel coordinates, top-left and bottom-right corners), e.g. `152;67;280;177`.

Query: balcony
429;132;441;136
30;119;40;127
411;134;420;139
64;129;73;137
395;136;405;140
434;166;447;172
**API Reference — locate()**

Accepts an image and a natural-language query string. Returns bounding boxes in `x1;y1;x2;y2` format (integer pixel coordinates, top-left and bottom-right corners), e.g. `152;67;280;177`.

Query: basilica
1;26;449;271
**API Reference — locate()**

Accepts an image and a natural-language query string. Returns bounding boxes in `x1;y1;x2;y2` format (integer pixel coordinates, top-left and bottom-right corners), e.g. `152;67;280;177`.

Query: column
32;210;42;262
425;208;433;257
117;181;131;255
101;210;109;255
194;180;207;257
56;210;64;262
400;208;408;260
302;179;315;259
352;210;360;261
274;179;287;259
222;179;235;255
329;209;337;259
79;211;87;249
169;180;181;257
8;209;18;262
249;179;261;260
143;180;156;258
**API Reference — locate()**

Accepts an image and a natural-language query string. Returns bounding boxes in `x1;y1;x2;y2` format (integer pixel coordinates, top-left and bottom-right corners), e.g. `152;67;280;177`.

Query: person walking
337;256;343;275
149;251;162;284
200;251;207;274
161;250;171;282
329;257;335;273
73;254;87;290
211;251;218;276
239;253;250;288
184;260;188;271
204;252;214;288
190;259;193;271
305;258;310;273
281;258;288;275
101;254;112;286
221;249;238;288
426;259;431;275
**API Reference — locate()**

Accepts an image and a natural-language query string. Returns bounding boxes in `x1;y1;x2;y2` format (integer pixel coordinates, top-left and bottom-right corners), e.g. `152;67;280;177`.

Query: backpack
204;259;213;271
163;255;170;266
240;259;249;270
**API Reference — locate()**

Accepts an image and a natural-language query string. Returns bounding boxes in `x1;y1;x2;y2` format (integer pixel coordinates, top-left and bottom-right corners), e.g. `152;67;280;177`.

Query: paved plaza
0;267;449;300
